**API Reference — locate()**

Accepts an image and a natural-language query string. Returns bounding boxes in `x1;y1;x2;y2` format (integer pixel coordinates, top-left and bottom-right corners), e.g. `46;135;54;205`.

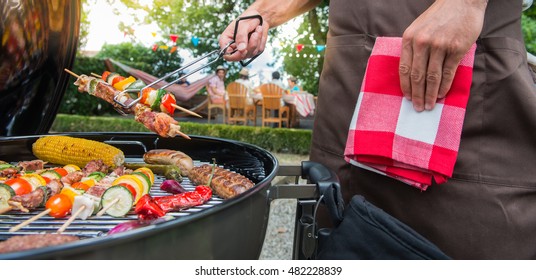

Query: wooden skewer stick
57;205;86;234
0;206;12;215
174;130;191;140
8;201;29;213
96;198;119;217
9;208;51;232
171;104;202;118
64;68;80;78
91;72;102;78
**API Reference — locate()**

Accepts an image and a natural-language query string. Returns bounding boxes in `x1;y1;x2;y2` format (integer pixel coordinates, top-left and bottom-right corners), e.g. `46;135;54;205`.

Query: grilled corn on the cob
32;136;125;168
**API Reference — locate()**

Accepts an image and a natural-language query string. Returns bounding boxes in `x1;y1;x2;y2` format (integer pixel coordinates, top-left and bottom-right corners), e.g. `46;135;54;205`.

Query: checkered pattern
344;37;476;190
292;93;316;117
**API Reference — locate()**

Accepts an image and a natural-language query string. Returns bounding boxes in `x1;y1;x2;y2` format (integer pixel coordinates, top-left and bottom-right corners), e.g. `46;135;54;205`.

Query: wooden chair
260;86;290;128
226;82;256;126
206;85;226;124
259;83;286;96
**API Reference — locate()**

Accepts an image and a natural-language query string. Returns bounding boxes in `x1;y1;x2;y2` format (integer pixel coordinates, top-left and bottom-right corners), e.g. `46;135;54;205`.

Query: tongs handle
232;15;264;67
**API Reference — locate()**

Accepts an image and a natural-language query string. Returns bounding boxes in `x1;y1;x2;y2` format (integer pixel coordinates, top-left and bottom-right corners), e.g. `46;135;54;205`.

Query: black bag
316;194;450;260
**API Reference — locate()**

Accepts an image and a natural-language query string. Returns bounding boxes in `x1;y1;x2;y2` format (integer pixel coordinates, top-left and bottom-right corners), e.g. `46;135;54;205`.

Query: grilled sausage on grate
188;164;254;199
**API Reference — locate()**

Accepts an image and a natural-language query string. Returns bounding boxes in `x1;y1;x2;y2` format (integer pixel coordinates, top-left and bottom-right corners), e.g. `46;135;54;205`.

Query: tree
276;3;329;94
113;0;255;79
78;0;534;97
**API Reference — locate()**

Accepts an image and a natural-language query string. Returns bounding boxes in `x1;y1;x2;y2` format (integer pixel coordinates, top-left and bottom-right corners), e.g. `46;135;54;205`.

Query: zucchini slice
101;185;134;217
0;183;15;210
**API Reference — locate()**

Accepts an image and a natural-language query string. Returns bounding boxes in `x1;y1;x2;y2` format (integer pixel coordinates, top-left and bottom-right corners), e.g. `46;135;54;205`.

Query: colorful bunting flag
296;44;304;52
191;36;200;47
169;34;179;43
316;45;326;52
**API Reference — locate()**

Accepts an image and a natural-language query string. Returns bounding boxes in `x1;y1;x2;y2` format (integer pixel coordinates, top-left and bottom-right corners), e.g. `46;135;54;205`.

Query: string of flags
127;30;326;56
294;43;326;52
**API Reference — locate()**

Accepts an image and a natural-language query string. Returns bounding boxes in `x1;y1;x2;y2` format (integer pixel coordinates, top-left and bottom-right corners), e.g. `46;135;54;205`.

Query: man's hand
400;0;487;111
219;9;269;61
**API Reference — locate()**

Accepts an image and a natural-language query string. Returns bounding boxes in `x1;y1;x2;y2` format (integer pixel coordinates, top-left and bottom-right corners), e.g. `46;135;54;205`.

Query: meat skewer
64;69;190;139
91;72;202;118
7;161;111;231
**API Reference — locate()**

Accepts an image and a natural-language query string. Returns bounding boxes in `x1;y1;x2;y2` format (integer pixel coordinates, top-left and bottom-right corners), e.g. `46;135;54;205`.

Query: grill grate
0;159;225;241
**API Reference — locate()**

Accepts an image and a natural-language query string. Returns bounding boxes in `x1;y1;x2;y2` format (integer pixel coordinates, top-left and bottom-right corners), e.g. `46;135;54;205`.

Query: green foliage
277;4;329;95
78;0;90;51
52;114;149;133
51;114;312;154
115;0;255;77
59;57;118;116
95;42;184;78
523;6;536;54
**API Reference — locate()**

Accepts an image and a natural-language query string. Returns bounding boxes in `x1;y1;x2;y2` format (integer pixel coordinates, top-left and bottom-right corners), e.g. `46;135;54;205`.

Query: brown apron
310;0;536;259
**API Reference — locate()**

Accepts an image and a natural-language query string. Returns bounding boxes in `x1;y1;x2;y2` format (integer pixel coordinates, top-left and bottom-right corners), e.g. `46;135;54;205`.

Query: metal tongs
113;15;264;111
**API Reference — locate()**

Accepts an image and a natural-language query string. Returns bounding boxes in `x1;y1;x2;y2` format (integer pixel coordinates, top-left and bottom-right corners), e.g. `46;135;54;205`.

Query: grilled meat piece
61;171;84;185
86;185;108;198
1;167;19;178
83;159;108;174
135;109;183;138
0;234;79;254
188;164;254;199
47;179;63;195
17;160;46;172
143;149;193;176
10;187;47;209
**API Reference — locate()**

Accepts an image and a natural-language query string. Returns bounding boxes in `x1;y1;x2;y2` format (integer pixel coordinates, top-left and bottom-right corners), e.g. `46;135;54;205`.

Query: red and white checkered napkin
344;37;476;190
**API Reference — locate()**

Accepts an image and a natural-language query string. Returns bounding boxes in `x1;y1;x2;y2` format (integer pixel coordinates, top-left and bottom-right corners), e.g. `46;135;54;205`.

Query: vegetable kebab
64;69;192;139
99;71;195;117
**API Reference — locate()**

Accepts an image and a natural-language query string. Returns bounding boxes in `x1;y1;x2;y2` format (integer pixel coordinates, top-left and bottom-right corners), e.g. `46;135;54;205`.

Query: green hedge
51;114;312;155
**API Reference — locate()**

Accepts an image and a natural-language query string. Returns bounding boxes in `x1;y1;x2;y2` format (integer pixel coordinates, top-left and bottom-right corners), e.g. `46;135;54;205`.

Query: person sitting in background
177;78;190;86
207;65;227;104
235;68;260;104
287;76;302;93
271;71;287;89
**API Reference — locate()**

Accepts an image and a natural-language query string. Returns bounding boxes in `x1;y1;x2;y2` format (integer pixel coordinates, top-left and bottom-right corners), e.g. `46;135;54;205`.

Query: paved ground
259;153;310;260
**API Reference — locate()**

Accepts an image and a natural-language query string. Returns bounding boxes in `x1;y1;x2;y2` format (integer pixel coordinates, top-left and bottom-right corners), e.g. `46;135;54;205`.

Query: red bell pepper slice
135;194;166;220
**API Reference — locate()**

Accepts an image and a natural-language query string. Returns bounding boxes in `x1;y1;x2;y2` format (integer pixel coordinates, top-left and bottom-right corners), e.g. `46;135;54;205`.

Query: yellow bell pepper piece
113;76;136;91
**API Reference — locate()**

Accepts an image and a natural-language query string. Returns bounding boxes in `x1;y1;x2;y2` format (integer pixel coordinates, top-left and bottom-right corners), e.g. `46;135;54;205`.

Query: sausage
188;164;254;199
143;149;193;175
0;234;79;254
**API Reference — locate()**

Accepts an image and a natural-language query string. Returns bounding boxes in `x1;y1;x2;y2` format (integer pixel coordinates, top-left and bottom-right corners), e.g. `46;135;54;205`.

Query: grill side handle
301;161;344;227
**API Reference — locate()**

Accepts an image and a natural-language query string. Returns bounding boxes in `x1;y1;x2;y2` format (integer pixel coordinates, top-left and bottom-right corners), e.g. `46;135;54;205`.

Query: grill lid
0;0;80;136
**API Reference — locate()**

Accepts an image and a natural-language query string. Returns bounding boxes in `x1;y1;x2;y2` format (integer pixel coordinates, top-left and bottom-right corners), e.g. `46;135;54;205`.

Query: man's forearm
247;0;321;28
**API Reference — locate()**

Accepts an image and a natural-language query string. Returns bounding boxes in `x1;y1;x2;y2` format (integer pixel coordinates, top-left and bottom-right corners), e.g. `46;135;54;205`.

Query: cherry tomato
160;93;176;115
4;178;32;195
112;76;125;86
53;167;68;177
46;194;72;218
139;88;152;105
101;71;111;81
72;181;91;191
117;183;137;200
